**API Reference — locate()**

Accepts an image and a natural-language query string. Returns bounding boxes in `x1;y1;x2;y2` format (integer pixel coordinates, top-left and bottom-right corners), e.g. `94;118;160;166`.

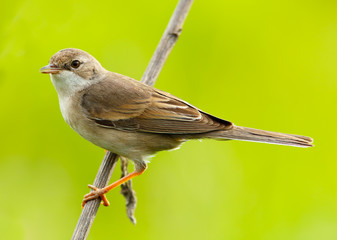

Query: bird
40;48;313;207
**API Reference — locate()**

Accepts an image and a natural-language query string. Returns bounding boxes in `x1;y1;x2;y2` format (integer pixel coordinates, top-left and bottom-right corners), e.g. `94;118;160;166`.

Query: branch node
171;27;182;37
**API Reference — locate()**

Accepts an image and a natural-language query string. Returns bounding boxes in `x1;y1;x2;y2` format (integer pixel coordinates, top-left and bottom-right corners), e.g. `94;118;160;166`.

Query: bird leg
82;165;147;207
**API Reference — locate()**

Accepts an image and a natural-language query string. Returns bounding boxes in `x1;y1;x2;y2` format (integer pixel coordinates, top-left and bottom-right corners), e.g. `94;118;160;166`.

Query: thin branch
72;152;118;240
141;0;194;87
71;0;194;239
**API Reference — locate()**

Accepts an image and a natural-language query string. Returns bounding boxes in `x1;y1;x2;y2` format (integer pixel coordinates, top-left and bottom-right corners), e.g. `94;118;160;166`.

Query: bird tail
213;126;313;147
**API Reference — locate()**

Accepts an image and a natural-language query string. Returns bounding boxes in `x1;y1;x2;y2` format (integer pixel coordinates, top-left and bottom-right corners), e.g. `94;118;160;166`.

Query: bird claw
82;184;110;208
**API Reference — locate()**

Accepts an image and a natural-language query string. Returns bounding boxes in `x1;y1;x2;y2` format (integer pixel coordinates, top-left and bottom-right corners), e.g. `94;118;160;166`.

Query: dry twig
71;0;194;239
120;157;137;224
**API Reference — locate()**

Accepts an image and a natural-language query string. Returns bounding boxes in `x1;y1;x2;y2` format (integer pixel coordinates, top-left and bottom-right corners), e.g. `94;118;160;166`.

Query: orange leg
82;166;147;207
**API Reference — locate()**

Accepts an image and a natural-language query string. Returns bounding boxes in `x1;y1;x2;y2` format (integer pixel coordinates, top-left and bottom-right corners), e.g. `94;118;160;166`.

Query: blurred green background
0;0;336;239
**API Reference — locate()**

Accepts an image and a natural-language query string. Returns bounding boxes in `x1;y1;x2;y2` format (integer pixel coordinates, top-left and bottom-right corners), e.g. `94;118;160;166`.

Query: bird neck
50;71;94;99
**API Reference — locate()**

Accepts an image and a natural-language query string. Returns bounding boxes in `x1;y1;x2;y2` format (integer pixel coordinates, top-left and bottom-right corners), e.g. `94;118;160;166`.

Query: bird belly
59;97;182;161
75;121;183;161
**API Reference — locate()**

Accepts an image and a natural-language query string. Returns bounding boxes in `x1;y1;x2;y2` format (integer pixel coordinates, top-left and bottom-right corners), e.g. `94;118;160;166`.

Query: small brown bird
40;48;313;207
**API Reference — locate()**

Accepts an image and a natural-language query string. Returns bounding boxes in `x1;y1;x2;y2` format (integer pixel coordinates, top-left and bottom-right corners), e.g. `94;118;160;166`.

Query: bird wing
81;73;233;134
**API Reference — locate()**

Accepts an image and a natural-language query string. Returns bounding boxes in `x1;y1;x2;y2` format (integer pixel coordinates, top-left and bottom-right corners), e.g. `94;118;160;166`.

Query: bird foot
82;184;110;208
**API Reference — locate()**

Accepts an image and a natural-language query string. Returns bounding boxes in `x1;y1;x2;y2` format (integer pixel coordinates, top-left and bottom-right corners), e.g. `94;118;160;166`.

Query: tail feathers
217;126;313;148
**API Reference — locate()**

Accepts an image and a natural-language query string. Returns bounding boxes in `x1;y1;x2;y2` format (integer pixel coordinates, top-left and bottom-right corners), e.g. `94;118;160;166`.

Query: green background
0;0;336;239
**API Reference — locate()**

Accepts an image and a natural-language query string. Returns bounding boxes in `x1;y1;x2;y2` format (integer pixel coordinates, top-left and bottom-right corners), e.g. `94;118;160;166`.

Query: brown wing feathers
81;75;233;134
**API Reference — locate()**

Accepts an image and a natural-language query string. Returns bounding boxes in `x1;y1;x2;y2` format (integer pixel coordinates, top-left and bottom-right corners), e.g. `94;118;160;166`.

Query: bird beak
40;64;63;74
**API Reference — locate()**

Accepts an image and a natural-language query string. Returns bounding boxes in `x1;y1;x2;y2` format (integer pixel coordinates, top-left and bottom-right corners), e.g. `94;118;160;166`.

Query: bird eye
71;60;81;68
